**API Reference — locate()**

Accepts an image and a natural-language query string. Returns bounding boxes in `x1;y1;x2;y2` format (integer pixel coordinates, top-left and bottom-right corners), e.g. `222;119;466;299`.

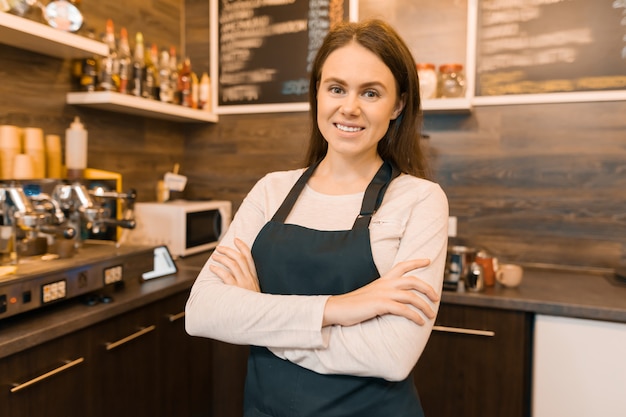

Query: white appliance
533;314;626;417
128;200;231;257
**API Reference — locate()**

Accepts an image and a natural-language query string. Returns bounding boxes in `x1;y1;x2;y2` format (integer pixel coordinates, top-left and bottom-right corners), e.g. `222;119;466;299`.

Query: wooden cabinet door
87;304;160;417
0;328;89;417
157;291;213;417
414;304;532;417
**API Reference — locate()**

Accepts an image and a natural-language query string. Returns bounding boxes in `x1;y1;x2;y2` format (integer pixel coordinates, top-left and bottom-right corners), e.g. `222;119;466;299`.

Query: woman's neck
308;155;383;195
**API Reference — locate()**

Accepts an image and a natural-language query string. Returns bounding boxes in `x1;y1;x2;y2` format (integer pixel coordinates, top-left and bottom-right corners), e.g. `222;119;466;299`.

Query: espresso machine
0;177;155;321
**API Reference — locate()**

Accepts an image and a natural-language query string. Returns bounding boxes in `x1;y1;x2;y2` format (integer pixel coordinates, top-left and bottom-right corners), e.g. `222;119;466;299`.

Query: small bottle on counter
143;43;159;100
131;32;146;97
178;57;192;107
117;27;132;94
416;63;437;100
99;19;120;92
438;63;466;98
158;48;173;103
65;116;88;180
199;72;211;112
169;46;180;105
71;29;98;92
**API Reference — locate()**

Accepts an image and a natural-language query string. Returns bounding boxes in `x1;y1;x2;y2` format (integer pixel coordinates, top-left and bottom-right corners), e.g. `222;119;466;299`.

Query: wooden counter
0;252;209;360
1;254;625;361
442;265;626;323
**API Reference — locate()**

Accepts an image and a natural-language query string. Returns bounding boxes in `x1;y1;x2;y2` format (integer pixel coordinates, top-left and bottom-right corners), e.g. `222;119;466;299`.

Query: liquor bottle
191;72;199;109
199;72;211;111
71;29;98;92
117;27;132;94
169;46;180;105
98;19;119;91
131;32;146;97
143;43;159;100
178;57;192;107
158;48;172;103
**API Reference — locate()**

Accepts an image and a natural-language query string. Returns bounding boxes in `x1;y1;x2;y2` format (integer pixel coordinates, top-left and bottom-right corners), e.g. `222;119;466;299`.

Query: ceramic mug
496;263;524;288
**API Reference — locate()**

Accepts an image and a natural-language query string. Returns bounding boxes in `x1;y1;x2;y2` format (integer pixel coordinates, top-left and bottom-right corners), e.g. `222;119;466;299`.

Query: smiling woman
314;42;405;180
186;19;449;417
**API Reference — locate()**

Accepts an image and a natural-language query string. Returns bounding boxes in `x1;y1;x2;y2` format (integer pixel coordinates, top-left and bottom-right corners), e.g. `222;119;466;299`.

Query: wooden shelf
0;12;108;59
422;98;472;113
66;91;219;123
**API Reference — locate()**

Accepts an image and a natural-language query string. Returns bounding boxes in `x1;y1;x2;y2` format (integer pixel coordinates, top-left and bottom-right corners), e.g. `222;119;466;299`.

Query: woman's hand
323;258;439;327
210;238;260;292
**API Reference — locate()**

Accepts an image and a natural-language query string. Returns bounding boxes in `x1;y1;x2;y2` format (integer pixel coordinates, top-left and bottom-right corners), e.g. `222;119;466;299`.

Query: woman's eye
329;86;344;94
363;90;379;98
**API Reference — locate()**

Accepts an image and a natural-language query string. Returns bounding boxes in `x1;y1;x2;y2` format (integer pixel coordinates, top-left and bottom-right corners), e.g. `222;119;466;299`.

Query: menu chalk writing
476;0;626;96
216;0;349;112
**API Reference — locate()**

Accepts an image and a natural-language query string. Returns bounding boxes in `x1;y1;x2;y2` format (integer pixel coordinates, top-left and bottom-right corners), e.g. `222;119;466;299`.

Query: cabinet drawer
0;328;90;417
414;304;532;417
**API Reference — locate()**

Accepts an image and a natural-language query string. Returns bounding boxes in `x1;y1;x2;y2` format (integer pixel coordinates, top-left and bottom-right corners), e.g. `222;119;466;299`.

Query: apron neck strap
353;161;400;229
271;162;319;223
271;160;400;227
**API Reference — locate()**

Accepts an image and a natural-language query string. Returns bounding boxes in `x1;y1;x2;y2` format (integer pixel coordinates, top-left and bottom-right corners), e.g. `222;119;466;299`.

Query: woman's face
316;41;404;161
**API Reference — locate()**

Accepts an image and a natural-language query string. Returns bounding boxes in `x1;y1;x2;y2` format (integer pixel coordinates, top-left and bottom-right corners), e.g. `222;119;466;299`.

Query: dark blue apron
246;161;424;417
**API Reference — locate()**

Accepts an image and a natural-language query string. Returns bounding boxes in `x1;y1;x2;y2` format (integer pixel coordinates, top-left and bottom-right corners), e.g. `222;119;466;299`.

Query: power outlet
448;216;457;237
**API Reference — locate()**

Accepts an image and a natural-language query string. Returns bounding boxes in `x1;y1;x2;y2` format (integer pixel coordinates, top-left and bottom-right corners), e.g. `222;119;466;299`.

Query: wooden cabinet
0;290;212;417
0;327;90;417
157;292;213;417
205;303;533;417
88;303;160;417
414;303;533;417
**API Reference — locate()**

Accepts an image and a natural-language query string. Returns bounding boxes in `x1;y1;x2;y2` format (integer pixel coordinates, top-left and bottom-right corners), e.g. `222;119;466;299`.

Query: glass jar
416;63;438;100
438;63;466;98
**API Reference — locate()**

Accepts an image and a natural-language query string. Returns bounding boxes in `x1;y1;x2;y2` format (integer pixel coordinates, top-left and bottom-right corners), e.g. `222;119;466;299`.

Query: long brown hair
304;19;429;179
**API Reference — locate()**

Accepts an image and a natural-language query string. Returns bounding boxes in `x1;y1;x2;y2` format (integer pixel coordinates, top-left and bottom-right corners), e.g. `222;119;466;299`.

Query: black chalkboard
476;0;626;97
212;0;351;113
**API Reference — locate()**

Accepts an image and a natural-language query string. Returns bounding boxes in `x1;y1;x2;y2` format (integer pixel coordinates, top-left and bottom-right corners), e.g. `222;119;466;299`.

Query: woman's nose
340;94;361;116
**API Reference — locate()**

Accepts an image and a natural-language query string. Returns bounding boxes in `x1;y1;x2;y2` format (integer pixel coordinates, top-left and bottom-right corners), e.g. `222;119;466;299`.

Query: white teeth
336;123;362;132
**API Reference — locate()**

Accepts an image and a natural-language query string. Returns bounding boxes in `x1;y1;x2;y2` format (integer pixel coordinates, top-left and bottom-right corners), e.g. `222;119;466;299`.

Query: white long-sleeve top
185;168;449;381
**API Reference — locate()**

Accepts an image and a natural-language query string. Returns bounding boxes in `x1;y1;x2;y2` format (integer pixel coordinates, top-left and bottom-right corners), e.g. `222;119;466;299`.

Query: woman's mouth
335;123;364;133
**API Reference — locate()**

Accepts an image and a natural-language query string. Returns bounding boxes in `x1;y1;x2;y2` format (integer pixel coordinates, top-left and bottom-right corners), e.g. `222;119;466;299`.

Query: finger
399;291;437;319
209;264;236;285
403;276;440;303
214;246;248;272
384;259;430;280
234;238;257;279
396;258;431;274
212;252;246;282
385;302;427;326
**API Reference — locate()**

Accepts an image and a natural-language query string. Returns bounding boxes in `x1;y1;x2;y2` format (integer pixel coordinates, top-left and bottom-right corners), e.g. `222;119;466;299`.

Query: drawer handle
432;325;495;337
105;325;156;351
168;311;185;322
10;357;85;393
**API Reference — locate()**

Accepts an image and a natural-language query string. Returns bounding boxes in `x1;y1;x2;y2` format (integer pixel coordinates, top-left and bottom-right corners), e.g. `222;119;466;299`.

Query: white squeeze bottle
65;116;88;180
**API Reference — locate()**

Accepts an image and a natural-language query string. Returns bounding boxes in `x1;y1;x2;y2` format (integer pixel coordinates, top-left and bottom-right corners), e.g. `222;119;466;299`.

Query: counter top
0;252;210;360
1;253;626;360
442;265;626;323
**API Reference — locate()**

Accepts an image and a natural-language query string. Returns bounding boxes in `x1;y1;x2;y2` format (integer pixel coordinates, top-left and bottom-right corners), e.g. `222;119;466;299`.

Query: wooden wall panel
183;0;626;270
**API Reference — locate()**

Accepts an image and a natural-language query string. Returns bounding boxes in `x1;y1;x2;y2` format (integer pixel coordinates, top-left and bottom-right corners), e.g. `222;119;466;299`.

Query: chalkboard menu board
211;0;352;114
476;0;626;97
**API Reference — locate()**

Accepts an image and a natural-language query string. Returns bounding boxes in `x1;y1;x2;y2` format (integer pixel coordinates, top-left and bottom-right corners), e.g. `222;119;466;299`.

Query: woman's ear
391;93;407;120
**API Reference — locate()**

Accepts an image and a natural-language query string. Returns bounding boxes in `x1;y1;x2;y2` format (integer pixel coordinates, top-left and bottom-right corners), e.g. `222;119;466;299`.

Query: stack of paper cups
45;134;62;178
23;127;45;179
0;125;21;179
12;154;35;179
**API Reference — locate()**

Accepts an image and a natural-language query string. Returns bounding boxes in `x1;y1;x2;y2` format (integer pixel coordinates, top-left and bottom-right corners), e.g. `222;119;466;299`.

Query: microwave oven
127;200;231;257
